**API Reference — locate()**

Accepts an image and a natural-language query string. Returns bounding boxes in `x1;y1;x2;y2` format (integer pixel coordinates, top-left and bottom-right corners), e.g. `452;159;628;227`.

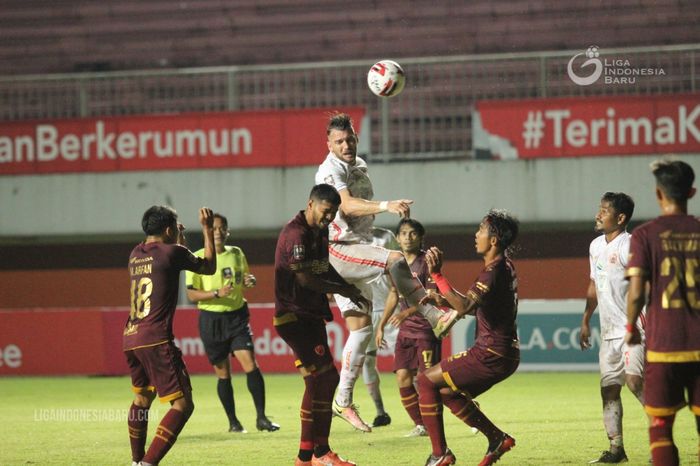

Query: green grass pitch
0;372;696;465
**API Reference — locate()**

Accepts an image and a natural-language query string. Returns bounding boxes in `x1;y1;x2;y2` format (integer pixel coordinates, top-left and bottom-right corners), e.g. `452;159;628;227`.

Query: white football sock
335;325;372;407
362;352;385;414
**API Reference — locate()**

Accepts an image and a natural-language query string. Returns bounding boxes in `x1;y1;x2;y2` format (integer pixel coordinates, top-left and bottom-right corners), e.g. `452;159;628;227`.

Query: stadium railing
0;43;697;162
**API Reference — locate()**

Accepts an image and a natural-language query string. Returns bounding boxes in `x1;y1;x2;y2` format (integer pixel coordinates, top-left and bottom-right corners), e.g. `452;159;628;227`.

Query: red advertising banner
0;107;365;175
0;305;436;376
473;93;700;159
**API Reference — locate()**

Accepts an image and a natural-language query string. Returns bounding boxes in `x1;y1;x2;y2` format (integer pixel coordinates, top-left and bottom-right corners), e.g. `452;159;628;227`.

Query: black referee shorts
198;304;254;365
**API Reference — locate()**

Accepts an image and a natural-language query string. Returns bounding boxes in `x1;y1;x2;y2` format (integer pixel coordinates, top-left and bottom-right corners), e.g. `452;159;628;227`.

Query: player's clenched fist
199;207;214;228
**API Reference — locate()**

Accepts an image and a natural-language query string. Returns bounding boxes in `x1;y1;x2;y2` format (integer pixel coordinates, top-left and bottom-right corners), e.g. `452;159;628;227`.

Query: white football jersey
315;152;375;242
589;232;634;340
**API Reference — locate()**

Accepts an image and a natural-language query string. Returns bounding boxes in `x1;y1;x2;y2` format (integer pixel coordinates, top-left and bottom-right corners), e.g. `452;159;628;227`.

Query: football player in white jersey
580;192;646;464
361;227;400;428
315;113;458;432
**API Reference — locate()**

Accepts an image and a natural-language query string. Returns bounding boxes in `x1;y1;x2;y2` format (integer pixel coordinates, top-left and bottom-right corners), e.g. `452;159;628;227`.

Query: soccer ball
586;45;600;59
367;60;406;98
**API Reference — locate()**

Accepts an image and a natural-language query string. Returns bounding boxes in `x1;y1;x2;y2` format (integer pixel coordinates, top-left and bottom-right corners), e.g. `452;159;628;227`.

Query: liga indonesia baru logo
567;45;665;86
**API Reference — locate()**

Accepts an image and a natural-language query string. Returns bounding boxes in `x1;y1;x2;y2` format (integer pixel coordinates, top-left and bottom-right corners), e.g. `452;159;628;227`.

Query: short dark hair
396;218;426;238
309;183;341;206
601;192;634;225
141;205;177;236
651;158;695;203
326;112;355;135
213;213;228;229
483;209;519;252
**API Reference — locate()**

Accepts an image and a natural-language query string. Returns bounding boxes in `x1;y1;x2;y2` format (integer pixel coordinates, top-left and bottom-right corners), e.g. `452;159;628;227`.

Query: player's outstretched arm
579;280;598;350
295;268;370;310
197;207;217;275
425;246;476;317
376;287;399;349
337;188;413;218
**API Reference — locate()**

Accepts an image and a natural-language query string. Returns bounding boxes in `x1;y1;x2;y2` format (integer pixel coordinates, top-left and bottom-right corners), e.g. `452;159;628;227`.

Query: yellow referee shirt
185;246;249;312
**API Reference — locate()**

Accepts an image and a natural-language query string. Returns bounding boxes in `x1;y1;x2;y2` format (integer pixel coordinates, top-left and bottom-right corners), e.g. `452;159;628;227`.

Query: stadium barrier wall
0;299;597;376
1;155;690;237
0;258;588;308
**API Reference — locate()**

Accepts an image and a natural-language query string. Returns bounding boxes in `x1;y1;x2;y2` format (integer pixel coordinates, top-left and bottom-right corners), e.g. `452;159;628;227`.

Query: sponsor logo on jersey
292;244;305;260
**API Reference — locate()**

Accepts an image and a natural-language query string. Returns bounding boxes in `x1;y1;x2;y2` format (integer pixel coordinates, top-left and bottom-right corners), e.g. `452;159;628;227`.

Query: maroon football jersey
274;211;334;319
466;256;519;355
123;242;205;350
399;251;437;340
626;214;700;361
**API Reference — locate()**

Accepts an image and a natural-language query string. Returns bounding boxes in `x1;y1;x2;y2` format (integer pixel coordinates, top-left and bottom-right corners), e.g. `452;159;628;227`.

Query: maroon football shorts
644;361;700;417
440;345;519;398
125;341;192;403
275;314;333;372
393;333;441;373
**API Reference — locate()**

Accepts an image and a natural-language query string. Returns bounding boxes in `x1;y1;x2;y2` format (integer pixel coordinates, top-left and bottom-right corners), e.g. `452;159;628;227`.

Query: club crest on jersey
314;345;325;356
293;244;305;260
324;175;335;186
609;252;618;264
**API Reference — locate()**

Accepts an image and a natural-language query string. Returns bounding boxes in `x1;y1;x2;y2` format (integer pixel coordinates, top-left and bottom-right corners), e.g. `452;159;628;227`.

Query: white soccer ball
367;60;406;98
586;45;600;59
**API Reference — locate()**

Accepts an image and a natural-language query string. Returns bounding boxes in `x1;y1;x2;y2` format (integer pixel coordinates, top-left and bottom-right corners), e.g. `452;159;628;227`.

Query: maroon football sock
649;415;679;466
299;375;315;452
443;392;500;440
417;372;447;456
399;385;423;426
142;408;188;465
127;403;148;462
312;367;339;448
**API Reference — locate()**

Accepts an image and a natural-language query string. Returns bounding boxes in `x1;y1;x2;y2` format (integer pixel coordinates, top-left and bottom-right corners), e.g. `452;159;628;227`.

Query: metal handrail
1;43;697;161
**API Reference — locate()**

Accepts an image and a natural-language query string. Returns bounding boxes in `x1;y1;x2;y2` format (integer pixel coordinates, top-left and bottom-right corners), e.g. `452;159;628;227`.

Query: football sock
416;372;447;457
388;259;442;327
399;385;423;426
298;449;313;462
127;403;148;462
314;445;331;458
217;377;238;425
314;367;339;447
299;374;316;452
442;393;500;440
142;408;188;464
603;398;623;449
649;415;678;465
335;325;372;407
362;351;385;415
362;351;379;385
246;367;266;418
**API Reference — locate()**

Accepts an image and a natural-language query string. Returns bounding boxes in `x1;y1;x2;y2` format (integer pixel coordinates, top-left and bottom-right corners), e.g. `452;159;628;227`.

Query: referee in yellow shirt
186;213;279;433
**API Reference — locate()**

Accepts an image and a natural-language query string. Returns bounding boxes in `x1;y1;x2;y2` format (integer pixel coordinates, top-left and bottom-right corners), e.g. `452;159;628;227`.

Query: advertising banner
452;299;598;370
472;93;700;159
0;107;365;175
0;300;597;376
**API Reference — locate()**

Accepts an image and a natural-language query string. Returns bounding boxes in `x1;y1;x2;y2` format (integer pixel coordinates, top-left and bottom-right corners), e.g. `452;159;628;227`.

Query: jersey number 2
130;277;153;320
660;257;700;310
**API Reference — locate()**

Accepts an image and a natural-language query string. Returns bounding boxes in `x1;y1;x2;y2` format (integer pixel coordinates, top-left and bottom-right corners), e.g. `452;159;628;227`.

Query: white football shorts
599;337;645;387
329;242;391;316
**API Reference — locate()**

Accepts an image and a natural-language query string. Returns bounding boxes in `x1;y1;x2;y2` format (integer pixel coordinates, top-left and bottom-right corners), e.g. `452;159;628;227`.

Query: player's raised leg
385;251;458;337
